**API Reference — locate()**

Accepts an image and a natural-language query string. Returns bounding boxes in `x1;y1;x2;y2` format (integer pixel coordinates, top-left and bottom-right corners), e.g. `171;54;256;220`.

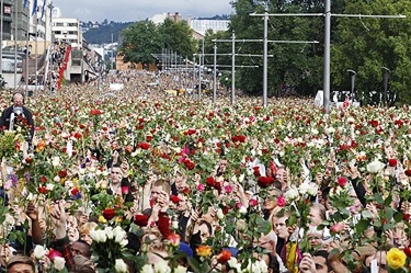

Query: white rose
104;226;114;240
256;259;269;273
53;256;66;271
33;245;46;260
113;226;127;243
238;173;245;183
51;156;60;167
46;183;55;191
154;260;171;273
89;229;107;243
311;128;319;135
238;206;248;215
216;208;225;220
227;258;242;272
114;258;128;273
119;239;128;247
306;183;318;196
173;265;187;273
284;187;299;201
325;127;335;134
140;264;154;273
366;160;385;174
298;182;311;195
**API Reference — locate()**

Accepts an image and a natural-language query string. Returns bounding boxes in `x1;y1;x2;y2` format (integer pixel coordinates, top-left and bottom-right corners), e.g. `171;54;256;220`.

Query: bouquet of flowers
89;225;134;273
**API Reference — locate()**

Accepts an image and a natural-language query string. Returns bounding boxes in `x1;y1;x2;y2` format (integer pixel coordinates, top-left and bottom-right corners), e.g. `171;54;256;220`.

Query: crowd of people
0;71;409;273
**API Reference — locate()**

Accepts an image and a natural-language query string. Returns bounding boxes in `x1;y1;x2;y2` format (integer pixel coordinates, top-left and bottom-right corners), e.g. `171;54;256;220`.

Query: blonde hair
78;222;98;235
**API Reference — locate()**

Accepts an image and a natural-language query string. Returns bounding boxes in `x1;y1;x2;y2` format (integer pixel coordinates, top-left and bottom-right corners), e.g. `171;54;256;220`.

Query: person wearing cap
0;92;34;141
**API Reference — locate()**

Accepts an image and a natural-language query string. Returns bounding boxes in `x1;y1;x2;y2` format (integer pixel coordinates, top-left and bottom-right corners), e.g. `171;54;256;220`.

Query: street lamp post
382;67;390;106
347;69;356;100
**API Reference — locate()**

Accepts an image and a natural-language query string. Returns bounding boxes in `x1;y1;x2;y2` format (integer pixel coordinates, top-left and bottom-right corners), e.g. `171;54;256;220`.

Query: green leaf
361;210;374;219
354;219;370;234
287;213;297;226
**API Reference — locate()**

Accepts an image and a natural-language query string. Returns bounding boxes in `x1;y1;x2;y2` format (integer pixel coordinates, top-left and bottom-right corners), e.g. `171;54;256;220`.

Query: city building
188;18;229;36
149;12;183;25
1;0;13;41
51;17;82;48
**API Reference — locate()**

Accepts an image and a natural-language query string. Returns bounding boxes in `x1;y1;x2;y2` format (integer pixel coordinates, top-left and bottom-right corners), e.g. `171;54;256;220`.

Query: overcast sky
52;0;234;22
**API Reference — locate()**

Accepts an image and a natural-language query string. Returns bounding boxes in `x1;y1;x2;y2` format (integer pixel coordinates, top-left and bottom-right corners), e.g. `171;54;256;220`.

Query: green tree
157;19;197;61
119;20;162;65
332;0;411;104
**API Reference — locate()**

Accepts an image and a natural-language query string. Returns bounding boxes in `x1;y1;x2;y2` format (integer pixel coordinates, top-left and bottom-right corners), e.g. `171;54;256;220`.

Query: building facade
52;17;82;48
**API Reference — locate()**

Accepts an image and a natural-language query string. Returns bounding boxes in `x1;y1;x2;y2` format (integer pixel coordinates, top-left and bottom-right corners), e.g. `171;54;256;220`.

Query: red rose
217;249;232;264
237;135;246;143
41;176;47;183
170;195;181;204
231;136;239;142
404;214;411;221
102;208;116;220
25;158;31;164
404;247;411;258
47;248;63;261
187;128;197;135
134;214;149;227
369;120;379;128
253;166;261;177
71;188;79;195
138;142;150;150
405;169;411;177
257;176;274;188
38;186;47;194
183;159;195;170
89;109;103;115
337;177;347;187
213;182;222;192
206;177;215;187
388;158;397;167
58;170;67;178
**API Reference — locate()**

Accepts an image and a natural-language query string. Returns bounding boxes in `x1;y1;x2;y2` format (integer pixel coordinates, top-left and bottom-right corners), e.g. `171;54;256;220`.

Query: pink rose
249;199;258;207
197;184;205;191
224;185;233;194
330;223;344;233
277;196;286;207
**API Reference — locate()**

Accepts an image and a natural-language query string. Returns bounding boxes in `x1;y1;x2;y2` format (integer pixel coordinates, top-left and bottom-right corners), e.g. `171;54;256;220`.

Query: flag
41;0;46;19
23;0;28;9
31;0;38;16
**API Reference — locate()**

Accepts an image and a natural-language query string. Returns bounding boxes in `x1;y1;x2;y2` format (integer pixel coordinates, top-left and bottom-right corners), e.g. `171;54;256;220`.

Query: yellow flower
196;245;212;257
386;248;406;270
115;216;123;223
98;215;107;224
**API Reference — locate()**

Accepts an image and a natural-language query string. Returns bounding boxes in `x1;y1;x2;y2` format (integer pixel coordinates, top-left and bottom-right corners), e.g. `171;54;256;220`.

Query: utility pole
14;0;18;89
231;31;235;105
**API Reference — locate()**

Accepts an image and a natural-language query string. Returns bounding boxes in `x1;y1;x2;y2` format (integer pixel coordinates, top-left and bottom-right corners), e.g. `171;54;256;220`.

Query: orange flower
217;249;232;264
196;245;212;257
